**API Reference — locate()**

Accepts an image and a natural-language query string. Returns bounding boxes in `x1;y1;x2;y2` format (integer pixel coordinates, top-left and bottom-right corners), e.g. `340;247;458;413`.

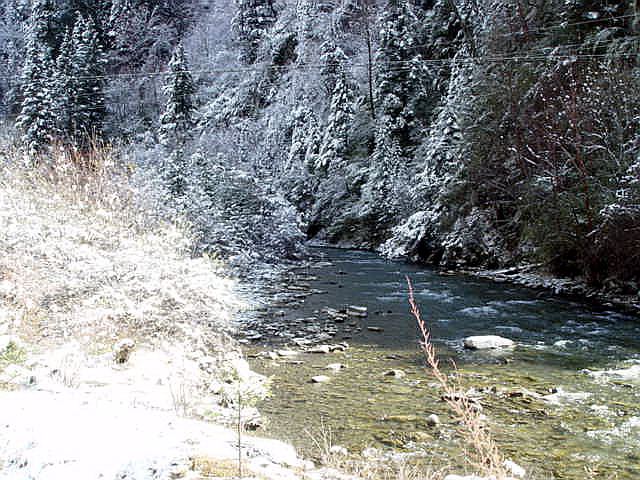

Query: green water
246;249;640;479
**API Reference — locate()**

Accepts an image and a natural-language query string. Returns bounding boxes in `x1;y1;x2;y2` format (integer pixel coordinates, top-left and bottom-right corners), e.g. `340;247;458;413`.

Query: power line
1;41;637;87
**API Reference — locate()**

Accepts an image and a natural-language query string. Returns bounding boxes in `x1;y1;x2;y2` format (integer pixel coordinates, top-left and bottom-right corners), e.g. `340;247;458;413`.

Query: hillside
1;1;639;293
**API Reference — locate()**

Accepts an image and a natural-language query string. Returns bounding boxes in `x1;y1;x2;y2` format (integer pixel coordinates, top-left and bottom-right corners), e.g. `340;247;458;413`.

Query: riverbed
244;249;640;479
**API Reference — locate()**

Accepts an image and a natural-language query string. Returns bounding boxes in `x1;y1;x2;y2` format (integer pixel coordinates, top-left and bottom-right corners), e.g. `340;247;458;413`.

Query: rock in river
347;305;368;317
463;335;515;350
311;375;331;383
326;363;346;371
383;369;405;378
426;414;440;426
309;345;332;354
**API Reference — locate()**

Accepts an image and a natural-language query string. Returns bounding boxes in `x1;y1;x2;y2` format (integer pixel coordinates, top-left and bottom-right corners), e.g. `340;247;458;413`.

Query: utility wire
1;42;638;86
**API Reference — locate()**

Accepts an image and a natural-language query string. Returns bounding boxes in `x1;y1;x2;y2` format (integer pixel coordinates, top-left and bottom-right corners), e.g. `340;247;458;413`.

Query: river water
245;249;640;479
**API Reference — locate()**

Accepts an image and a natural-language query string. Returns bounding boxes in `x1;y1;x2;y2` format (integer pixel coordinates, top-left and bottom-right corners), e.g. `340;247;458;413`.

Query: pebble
347;306;367;317
504;459;526;478
277;350;298;357
427;414;440;426
329;445;349;456
309;345;331;354
326;363;346;371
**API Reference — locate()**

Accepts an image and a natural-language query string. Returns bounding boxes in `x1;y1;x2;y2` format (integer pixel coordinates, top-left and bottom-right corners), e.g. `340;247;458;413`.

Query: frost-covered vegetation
0;140;248;350
1;0;640;289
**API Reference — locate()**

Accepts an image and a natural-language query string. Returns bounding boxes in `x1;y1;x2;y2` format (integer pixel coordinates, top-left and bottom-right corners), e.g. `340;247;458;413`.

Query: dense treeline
1;0;639;288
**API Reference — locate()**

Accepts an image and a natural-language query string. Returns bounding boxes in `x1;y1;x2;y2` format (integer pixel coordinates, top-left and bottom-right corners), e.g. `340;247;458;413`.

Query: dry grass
304;421;446;480
0;142;246;358
407;277;508;480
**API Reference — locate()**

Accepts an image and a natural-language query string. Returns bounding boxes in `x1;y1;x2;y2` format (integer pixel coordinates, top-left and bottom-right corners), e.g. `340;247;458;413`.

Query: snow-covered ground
0;154;320;480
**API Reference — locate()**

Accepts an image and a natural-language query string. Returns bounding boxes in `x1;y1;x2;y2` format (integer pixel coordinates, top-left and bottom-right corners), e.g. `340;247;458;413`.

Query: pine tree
232;0;277;64
16;0;60;154
319;40;344;95
288;102;321;170
16;48;58;153
159;42;197;195
69;13;107;142
28;0;59;50
53;27;74;139
374;0;432;150
159;42;196;147
317;44;354;172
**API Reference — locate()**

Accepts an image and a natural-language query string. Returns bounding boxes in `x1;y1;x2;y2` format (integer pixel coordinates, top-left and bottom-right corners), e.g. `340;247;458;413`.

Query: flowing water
245;249;640;479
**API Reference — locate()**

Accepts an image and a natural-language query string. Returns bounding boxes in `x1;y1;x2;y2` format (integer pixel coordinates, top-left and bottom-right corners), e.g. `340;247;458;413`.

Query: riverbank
469;264;640;317
0;153;346;480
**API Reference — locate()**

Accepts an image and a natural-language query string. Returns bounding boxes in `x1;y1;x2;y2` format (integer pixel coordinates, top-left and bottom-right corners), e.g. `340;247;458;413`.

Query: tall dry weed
407;277;508;479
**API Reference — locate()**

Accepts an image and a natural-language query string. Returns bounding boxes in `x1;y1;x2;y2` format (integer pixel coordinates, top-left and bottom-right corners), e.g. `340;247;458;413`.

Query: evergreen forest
2;0;640;291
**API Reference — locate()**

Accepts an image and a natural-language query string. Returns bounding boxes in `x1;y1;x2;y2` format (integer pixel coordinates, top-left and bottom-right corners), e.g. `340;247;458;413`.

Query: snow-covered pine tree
159;42;197;195
28;0;59;50
295;0;321;63
317;43;354;172
16;49;58;154
69;13;107;143
159;42;196;147
374;0;432;150
319;39;344;95
16;0;60;154
53;27;74;140
287;101;321;170
232;0;277;64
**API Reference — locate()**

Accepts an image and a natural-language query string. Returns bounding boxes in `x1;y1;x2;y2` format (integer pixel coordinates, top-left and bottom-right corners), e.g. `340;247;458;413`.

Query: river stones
308;344;348;354
325;308;348;322
463;335;516;350
504;459;526;478
310;375;331;383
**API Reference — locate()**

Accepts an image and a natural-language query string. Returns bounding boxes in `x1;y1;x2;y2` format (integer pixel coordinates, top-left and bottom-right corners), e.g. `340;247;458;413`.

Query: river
244;249;640;479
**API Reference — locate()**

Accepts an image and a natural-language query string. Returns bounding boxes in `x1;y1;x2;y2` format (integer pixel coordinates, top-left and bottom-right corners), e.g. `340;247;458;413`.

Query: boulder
383;369;405;378
310;375;331;383
463;335;515;350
